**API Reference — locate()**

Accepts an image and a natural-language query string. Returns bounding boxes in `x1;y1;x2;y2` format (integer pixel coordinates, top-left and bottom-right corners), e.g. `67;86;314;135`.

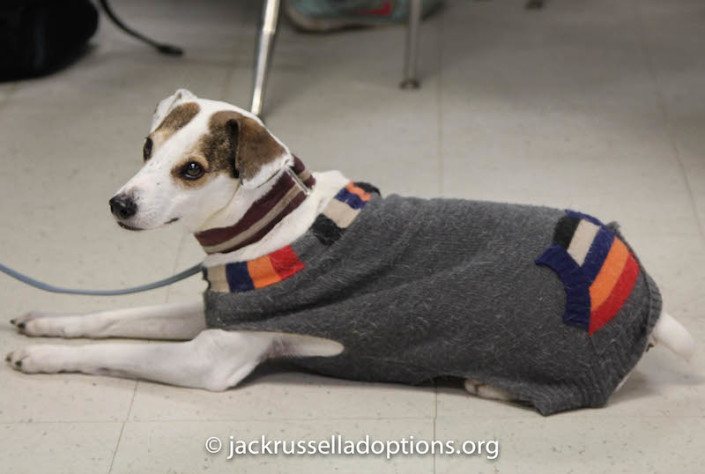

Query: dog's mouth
117;221;144;231
117;217;179;231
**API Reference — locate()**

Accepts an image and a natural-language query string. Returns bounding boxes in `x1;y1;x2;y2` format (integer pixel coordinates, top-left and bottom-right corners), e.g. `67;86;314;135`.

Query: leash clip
285;166;312;195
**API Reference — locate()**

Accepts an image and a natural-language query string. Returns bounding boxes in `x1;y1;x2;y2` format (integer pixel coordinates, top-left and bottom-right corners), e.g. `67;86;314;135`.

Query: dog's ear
211;111;290;189
150;89;198;132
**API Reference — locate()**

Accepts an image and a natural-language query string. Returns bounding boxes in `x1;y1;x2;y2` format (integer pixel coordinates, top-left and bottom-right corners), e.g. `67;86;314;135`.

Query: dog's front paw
5;345;72;373
10;311;41;329
11;311;84;338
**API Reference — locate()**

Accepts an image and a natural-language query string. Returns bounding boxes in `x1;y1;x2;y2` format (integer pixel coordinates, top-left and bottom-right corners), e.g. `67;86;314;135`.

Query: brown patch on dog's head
199;110;287;187
152;102;201;141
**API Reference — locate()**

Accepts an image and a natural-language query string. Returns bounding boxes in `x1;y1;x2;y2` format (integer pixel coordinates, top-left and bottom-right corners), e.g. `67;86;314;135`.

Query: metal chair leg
400;0;422;89
250;0;281;118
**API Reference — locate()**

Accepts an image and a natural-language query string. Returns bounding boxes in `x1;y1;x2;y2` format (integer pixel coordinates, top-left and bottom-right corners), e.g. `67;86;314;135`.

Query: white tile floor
0;0;703;472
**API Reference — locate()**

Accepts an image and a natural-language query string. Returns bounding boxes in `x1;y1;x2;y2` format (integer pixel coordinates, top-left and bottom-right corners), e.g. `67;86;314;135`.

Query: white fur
6;90;695;407
150;88;198;132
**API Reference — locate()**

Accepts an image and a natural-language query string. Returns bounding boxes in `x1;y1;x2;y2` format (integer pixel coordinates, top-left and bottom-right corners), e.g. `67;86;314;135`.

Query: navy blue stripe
334;188;366;210
581;227;615;284
535;244;592;332
225;262;255;292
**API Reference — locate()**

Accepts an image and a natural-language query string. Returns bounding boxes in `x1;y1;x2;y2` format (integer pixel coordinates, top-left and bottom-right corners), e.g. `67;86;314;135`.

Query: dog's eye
143;137;153;161
181;161;205;180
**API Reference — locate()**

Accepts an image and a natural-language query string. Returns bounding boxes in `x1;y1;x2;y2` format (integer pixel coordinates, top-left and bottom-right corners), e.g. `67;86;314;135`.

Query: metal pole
400;0;422;89
250;0;281;117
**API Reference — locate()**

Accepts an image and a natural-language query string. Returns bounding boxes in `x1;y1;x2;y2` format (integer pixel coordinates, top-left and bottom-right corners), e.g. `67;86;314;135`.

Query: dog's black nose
109;195;137;220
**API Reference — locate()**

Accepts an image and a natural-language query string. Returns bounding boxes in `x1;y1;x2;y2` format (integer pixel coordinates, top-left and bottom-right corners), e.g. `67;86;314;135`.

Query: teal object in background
285;0;442;31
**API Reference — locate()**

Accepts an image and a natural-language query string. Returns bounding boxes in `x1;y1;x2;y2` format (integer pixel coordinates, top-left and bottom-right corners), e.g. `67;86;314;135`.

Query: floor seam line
107;381;137;474
632;0;705;242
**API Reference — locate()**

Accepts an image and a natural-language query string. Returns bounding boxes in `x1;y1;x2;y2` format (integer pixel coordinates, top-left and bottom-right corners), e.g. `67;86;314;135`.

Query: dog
6;89;695;415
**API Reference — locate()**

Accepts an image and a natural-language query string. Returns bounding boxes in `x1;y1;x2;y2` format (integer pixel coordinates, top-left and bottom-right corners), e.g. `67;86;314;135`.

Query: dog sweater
202;183;662;415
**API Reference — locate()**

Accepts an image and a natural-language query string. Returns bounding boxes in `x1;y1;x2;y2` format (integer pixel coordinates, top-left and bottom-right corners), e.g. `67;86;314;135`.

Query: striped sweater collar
195;156;315;255
204;181;379;294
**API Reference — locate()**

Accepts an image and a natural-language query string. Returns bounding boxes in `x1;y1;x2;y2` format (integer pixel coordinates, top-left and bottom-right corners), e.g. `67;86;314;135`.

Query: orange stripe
247;255;282;289
589;238;630;310
589;254;640;334
346;182;371;202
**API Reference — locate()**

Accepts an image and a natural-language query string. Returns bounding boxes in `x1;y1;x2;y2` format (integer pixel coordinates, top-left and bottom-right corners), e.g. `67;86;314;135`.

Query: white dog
6;90;694;414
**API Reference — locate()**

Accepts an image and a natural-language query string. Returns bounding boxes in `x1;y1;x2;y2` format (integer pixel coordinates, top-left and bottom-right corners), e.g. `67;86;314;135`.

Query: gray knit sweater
203;183;661;415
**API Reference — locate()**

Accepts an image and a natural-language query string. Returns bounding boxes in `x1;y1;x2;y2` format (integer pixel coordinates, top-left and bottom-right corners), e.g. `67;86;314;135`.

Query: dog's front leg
11;301;206;341
5;329;269;391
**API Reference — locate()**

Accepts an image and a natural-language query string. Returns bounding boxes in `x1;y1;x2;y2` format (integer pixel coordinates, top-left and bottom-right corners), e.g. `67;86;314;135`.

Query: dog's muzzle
109;194;137;220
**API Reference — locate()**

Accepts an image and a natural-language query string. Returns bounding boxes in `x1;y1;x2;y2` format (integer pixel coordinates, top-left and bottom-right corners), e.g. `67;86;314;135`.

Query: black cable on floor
98;0;184;56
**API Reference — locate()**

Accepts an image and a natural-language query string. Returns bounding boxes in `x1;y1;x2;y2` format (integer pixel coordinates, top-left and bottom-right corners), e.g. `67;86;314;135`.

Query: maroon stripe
293;155;316;188
206;191;307;254
292;156;305;173
196;173;296;246
195;160;315;251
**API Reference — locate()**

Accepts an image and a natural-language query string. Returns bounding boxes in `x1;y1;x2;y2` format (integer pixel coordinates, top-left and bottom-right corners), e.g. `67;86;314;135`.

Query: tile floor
0;0;703;472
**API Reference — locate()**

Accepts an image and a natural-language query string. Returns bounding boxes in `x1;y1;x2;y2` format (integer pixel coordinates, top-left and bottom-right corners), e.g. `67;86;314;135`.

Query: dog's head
109;89;292;232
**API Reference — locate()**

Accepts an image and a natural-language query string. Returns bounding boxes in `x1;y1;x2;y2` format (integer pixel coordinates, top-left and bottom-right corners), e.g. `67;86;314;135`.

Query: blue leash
0;262;202;296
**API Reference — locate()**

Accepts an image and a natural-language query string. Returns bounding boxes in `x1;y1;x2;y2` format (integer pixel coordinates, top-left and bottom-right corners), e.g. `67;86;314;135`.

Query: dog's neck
195;156;315;256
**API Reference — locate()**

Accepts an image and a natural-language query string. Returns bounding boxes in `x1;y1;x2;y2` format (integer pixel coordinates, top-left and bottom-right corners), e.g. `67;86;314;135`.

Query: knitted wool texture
203;191;661;415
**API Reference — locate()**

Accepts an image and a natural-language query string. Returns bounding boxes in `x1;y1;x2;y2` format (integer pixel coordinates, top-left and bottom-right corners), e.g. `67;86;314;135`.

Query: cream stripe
206;265;230;292
567;220;600;266
298;169;312;181
203;186;303;253
323;199;360;229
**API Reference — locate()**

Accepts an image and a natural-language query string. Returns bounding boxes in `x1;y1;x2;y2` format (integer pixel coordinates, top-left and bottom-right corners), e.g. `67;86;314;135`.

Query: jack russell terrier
6;89;695;415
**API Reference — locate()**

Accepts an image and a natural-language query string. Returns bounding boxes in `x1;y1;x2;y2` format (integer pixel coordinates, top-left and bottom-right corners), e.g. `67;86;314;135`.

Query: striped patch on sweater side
312;181;376;246
536;210;641;335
